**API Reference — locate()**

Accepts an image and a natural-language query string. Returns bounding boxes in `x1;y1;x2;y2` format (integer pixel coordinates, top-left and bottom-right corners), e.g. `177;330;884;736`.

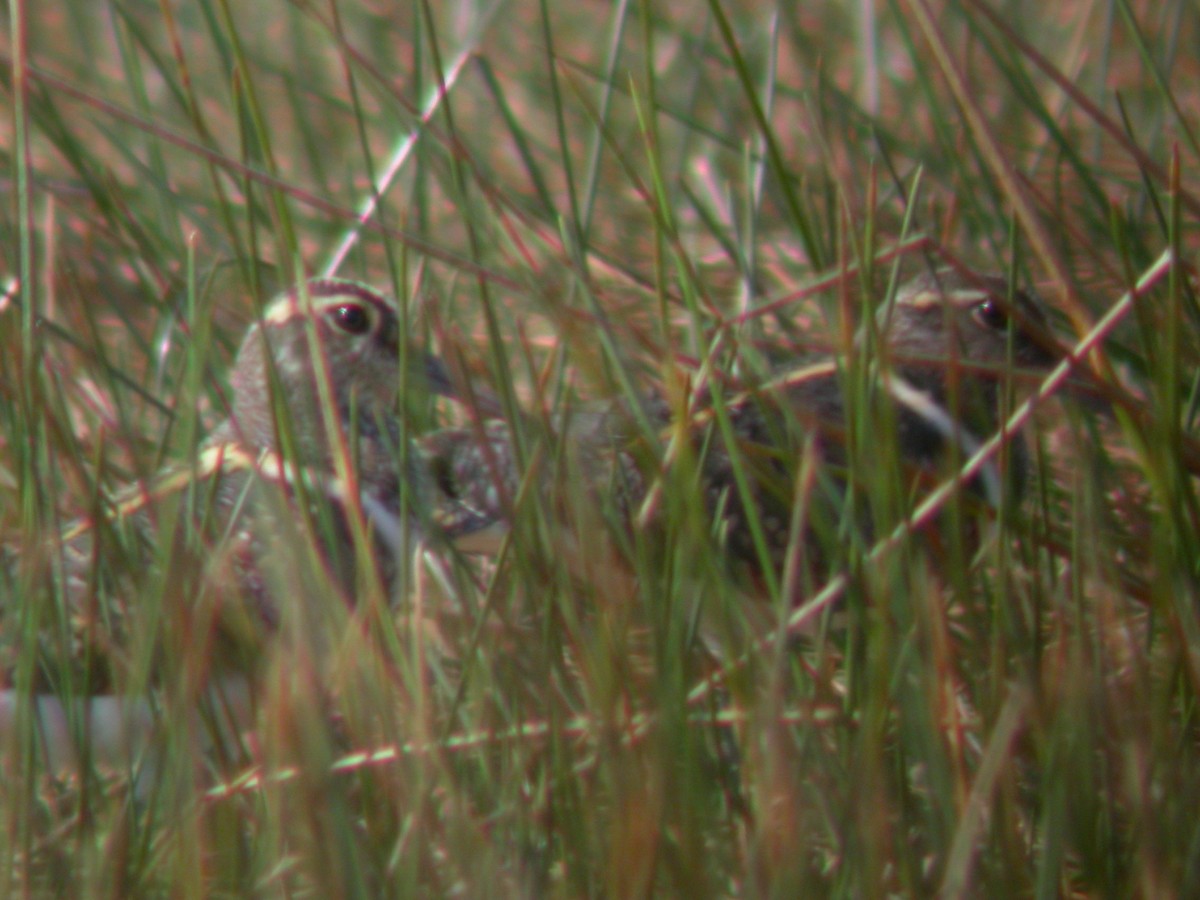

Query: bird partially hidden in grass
420;268;1075;608
0;278;482;768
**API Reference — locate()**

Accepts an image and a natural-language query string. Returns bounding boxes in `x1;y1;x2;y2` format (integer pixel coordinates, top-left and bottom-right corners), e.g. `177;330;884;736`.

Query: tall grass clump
1;0;1198;894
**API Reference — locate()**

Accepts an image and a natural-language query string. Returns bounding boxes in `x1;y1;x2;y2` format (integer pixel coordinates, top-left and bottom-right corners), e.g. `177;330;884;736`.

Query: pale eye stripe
262;294;313;324
902;287;991;311
263;291;368;325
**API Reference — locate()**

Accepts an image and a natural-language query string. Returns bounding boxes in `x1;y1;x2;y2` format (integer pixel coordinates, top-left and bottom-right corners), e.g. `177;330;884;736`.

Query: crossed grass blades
3;0;1199;895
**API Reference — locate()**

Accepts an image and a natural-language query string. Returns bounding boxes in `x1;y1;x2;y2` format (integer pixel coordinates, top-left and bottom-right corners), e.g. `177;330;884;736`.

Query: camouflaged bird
1;278;469;692
420;268;1067;586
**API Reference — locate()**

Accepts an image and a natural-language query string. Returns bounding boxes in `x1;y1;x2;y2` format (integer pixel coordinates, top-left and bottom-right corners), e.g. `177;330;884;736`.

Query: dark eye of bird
972;298;1010;331
329;302;373;336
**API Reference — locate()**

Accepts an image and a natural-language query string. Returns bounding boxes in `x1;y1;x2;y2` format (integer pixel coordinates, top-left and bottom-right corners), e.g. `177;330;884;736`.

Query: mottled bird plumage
2;278;459;690
419;269;1067;584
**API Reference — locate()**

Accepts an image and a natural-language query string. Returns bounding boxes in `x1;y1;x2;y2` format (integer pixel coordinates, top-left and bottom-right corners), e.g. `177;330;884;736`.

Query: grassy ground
2;0;1199;895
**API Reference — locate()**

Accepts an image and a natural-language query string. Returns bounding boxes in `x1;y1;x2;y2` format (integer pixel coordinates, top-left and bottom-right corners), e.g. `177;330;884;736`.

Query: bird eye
972;298;1010;331
328;302;373;336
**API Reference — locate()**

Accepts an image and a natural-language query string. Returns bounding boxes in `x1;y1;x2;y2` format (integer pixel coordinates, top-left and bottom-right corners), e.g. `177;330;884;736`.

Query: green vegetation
2;0;1198;894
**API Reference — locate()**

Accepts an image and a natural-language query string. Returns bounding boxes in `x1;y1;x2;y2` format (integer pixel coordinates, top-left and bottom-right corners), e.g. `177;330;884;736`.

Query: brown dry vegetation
2;0;1199;895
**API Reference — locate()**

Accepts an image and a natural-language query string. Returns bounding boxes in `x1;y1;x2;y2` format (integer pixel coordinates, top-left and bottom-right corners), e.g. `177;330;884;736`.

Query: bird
418;267;1070;594
678;266;1064;580
0;277;470;707
197;276;459;629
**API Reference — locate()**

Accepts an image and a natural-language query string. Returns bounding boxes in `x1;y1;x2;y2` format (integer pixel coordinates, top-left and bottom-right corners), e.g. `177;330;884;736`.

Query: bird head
879;269;1063;377
222;278;453;467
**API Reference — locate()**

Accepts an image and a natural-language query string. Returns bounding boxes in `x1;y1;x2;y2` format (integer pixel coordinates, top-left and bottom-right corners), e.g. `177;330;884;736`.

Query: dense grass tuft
2;0;1198;894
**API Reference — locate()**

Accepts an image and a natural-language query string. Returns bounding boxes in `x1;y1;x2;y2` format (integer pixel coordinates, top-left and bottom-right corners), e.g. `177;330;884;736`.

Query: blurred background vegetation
2;0;1198;895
